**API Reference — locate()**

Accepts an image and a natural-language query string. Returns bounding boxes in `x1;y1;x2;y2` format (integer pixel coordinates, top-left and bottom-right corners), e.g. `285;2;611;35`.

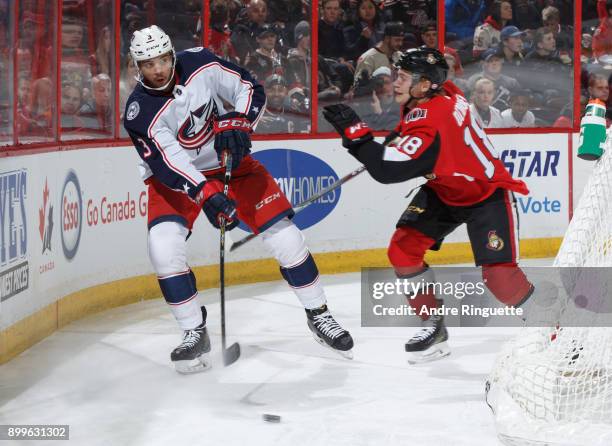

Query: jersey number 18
463;113;499;179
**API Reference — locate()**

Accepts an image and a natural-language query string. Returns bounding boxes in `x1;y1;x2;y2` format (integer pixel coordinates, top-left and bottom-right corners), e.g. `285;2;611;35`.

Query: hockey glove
323;104;373;150
213;112;252;170
195;181;239;230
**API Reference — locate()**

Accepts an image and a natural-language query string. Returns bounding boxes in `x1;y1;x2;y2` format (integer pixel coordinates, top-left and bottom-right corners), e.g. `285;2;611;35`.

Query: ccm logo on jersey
214;118;251;132
255;192;281;210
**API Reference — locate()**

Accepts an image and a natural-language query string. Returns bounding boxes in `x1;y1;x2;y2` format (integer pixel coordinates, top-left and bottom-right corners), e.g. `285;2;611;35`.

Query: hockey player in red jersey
124;26;353;373
324;47;534;363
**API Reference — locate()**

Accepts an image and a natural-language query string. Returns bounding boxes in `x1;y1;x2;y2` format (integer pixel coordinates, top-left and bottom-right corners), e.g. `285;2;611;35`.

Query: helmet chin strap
135;50;177;92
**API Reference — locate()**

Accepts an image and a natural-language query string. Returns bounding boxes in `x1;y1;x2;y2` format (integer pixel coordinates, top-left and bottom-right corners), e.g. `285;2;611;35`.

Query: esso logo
61;170;83;260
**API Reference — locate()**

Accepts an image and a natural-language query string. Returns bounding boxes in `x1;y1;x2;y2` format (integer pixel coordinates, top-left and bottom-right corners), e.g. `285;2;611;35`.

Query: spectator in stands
513;0;541;31
57;16;93;87
444;0;486;41
245;24;286;82
498;25;526;83
318;56;344;103
542;5;572;54
419;20;437;48
354;21;404;82
61;81;84;132
120;54;138;119
258;74;296;133
593;0;612;62
467;48;520;109
92;26;112;76
588;73;610;102
231;0;269;63
470;77;504;127
267;0;306;47
16;75;34;135
501;90;535;127
79;73;112;134
358;66;400;130
343;0;386;62
445;51;469;92
286;21;311;89
225;0;244;24
319;0;347;59
581;28;594;64
524;26;571;86
29;77;53;135
552;101;573;127
418;21;464;77
210;0;239;63
382;0;432;34
473;1;513;58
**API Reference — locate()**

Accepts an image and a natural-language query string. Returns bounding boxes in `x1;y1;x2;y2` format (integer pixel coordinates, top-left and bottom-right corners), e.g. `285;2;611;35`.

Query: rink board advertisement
489;133;569;239
1;134;570;331
0;149;152;329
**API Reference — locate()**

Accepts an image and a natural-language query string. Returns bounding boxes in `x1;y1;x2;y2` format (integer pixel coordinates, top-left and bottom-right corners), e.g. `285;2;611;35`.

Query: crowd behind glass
0;0;609;147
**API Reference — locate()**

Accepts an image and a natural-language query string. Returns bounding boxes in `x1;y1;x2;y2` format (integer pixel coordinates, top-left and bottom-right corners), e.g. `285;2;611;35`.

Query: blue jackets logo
61;170;83;260
0;169;29;301
249;149;341;230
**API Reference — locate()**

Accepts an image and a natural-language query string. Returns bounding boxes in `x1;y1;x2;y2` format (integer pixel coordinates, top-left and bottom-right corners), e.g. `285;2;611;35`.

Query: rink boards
0;133;581;362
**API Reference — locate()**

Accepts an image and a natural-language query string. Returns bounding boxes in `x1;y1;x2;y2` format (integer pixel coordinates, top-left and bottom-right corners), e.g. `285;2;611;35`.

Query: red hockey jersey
387;81;529;206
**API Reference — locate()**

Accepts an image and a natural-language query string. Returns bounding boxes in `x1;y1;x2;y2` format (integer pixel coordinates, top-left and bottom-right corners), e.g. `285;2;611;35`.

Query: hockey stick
219;151;241;366
229;164;367;252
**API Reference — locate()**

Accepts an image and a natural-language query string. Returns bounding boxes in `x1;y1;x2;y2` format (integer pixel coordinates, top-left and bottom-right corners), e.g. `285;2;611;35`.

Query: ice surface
1;264;553;446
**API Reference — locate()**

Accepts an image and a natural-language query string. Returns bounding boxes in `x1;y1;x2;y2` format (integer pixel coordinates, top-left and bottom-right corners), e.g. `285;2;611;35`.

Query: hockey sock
482;262;533;307
149;222;202;330
262;218;326;309
158;269;203;330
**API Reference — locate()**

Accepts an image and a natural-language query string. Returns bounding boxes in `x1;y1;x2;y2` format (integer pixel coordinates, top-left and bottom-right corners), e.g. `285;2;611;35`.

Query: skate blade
174;352;212;374
407;342;450;365
311;333;354;360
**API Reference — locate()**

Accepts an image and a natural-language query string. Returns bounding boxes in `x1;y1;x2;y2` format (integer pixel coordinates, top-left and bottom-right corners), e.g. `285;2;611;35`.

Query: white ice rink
1;265;549;446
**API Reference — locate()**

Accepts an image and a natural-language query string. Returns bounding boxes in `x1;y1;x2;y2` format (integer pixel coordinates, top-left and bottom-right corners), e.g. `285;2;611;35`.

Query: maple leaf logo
39;178;53;253
39;179;49;242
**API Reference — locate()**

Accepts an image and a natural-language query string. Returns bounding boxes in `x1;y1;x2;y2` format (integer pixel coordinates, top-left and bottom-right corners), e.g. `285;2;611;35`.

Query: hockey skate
306;305;354;359
405;314;450;364
171;307;212;374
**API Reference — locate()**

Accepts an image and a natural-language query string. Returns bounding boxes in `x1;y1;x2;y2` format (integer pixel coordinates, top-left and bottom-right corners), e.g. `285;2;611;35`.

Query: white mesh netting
487;131;612;446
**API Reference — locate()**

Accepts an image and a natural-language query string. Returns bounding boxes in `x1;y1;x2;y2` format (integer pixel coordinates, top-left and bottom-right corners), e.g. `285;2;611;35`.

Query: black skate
405;315;450;364
306;305;354;359
171;306;212;374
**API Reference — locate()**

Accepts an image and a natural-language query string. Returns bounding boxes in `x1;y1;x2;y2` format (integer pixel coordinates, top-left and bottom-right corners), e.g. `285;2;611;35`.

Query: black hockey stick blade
223;342;241;366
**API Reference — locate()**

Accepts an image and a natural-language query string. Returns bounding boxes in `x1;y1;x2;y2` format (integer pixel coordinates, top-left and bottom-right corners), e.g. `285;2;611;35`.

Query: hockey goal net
487;131;612;446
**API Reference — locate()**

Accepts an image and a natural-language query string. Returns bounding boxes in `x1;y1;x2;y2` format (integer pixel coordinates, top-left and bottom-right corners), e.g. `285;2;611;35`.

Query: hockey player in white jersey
124;25;353;373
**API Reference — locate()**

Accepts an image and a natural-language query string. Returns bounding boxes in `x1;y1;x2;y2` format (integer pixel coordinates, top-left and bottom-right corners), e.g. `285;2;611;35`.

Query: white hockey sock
149;222;203;330
261;218;326;309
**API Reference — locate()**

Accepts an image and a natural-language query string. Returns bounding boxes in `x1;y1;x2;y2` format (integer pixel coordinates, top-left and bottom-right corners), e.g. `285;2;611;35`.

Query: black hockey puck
262;413;281;423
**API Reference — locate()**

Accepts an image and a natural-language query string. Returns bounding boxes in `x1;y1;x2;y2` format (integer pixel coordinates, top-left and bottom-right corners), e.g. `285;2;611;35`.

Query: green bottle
578;99;607;161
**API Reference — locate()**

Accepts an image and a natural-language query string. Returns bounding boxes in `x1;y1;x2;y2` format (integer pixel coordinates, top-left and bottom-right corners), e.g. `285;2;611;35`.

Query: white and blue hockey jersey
123;47;266;201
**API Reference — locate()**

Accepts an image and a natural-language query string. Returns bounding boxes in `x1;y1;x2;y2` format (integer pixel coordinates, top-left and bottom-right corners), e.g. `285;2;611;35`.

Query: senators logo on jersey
486;230;505;251
177;99;219;149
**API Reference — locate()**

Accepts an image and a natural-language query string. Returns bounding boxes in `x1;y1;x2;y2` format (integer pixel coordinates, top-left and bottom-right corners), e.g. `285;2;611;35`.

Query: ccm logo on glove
214;118;252;132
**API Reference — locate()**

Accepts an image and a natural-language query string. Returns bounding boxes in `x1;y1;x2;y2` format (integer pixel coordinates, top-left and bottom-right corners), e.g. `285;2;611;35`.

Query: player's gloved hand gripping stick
213;112;252;170
230;104;396;252
219;151;241;366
